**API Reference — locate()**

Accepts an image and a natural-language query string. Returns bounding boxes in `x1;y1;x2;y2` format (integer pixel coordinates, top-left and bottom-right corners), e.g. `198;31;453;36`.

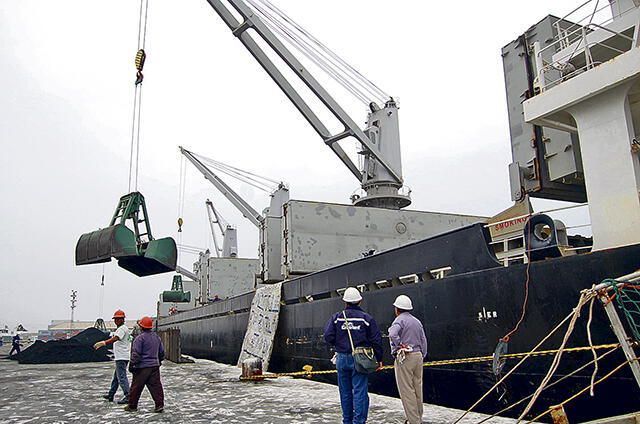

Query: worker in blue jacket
324;287;383;424
125;316;165;413
9;334;22;356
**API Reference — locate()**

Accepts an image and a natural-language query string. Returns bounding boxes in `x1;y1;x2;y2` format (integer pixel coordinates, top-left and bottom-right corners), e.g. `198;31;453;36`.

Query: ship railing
533;0;638;91
485;202;592;266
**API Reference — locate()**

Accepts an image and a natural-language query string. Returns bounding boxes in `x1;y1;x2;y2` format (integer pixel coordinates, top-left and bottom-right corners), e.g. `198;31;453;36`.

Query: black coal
9;327;111;364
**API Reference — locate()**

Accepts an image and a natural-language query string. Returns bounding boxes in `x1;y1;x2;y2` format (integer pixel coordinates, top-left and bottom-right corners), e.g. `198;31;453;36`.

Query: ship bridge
512;0;640;251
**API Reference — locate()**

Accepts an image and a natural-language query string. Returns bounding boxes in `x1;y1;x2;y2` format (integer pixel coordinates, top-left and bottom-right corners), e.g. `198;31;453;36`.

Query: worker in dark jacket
9;334;21;356
125;316;165;413
324;287;383;424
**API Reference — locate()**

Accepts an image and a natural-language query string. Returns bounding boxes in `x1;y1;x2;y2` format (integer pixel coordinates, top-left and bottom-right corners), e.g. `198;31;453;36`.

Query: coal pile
9;328;110;364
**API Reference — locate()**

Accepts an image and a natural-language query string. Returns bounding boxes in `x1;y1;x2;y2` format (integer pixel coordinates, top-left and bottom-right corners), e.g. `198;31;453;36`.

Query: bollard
241;358;264;381
550;405;570;424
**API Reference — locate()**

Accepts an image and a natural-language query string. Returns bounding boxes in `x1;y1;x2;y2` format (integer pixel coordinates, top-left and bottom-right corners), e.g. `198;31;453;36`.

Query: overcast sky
0;0;584;331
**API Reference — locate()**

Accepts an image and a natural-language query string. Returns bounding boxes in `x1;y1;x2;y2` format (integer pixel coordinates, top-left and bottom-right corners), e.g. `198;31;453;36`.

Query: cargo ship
77;0;640;421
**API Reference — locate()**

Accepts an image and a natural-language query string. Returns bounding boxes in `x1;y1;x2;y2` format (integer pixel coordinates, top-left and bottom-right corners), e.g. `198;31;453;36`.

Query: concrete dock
0;344;520;424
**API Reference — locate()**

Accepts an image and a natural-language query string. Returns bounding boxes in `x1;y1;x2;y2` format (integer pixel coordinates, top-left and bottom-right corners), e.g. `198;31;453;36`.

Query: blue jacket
130;330;165;369
323;304;383;362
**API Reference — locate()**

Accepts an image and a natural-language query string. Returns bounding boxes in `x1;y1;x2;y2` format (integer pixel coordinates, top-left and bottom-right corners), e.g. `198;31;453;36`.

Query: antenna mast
70;290;78;330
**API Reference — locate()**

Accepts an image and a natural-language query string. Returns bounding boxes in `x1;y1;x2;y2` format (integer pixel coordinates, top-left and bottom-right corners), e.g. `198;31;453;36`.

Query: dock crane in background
180;2;489;283
180;147;288;282
206;199;238;258
202;0;411;210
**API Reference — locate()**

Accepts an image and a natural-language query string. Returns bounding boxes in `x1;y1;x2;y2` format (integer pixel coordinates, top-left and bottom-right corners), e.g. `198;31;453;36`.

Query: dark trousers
9;344;21;355
128;366;164;408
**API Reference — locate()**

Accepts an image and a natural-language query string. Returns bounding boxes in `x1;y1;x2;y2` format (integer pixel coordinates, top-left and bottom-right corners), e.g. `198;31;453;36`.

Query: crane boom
203;0;411;209
206;199;238;258
180;146;263;227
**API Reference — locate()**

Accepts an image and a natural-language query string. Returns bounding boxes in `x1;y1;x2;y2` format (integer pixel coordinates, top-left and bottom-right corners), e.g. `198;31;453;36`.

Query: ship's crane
180;147;289;282
202;0;410;209
180;146;290;229
206;199;238;258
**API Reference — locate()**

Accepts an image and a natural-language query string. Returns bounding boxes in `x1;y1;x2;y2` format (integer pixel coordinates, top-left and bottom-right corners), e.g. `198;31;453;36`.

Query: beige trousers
394;351;424;424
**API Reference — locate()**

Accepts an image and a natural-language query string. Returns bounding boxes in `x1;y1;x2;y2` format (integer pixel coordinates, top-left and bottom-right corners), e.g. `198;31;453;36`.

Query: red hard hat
139;316;153;329
112;310;126;319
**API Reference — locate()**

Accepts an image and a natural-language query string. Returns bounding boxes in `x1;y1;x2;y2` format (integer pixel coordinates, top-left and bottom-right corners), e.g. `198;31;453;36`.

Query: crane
202;0;410;209
180;147;288;282
206;199;238;258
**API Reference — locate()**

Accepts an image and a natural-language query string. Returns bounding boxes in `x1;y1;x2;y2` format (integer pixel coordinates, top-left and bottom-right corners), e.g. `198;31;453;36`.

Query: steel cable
246;0;388;105
128;0;150;192
192;151;280;193
247;0;371;104
255;0;389;101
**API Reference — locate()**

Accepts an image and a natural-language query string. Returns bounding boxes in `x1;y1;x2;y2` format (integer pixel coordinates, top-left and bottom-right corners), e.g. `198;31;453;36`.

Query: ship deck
0;344;524;424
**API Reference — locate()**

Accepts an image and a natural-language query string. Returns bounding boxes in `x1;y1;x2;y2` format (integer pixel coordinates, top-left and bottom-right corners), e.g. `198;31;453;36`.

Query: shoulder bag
342;310;378;374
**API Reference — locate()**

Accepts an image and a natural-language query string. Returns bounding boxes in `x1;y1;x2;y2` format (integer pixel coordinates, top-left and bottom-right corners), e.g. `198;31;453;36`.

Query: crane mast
206;199;239;258
203;0;411;209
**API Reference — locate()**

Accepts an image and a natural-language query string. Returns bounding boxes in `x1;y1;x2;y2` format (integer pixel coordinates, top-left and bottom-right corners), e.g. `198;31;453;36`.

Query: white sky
0;0;582;331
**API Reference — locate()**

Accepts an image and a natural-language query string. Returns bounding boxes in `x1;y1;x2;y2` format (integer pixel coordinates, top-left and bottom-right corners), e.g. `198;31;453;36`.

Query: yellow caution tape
239;343;620;381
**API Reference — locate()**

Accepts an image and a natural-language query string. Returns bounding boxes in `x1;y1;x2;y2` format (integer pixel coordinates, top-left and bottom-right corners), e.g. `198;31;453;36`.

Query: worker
388;295;428;424
125;316;165;413
9;334;21;356
93;309;131;404
323;287;383;424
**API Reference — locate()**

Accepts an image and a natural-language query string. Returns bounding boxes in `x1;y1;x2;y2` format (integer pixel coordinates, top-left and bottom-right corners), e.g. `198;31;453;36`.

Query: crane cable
128;0;150;193
192;151;284;193
245;0;390;106
177;155;187;237
256;0;389;101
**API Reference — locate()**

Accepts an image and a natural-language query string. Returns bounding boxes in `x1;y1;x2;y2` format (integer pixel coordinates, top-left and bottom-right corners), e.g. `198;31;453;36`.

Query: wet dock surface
0;345;519;424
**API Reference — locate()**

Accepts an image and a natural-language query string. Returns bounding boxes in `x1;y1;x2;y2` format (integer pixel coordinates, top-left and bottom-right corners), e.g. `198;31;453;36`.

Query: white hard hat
343;287;363;303
393;295;413;310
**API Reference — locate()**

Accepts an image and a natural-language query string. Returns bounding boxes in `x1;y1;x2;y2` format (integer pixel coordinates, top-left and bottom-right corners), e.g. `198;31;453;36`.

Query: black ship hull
158;224;640;422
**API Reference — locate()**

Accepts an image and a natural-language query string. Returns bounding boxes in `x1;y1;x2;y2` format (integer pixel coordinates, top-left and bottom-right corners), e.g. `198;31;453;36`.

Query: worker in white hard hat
323;287;383;424
388;295;428;424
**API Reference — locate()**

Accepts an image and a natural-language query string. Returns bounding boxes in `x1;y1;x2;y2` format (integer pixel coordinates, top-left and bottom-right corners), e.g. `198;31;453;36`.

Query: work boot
124;406;137;412
102;395;113;402
117;397;129;405
154;405;164;413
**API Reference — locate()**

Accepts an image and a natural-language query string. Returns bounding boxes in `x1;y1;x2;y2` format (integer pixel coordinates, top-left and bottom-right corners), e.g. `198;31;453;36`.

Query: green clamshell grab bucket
75;192;177;277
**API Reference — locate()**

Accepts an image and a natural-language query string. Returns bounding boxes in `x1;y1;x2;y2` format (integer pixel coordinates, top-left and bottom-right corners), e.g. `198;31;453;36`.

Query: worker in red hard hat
125;316;165;413
93;309;132;404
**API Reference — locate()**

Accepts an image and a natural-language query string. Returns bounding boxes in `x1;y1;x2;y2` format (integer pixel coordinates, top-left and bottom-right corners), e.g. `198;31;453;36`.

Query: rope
474;345;620;424
516;290;594;421
452;306;581;424
586;295;598;396
525;358;638;424
500;214;533;343
238;343;619;381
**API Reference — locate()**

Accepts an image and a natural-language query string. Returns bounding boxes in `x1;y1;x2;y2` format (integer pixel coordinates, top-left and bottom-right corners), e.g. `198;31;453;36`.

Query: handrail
535;19;637;91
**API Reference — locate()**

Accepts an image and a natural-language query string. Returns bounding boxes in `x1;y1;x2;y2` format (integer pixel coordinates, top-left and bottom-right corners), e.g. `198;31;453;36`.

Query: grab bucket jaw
118;237;177;277
75;224;138;265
